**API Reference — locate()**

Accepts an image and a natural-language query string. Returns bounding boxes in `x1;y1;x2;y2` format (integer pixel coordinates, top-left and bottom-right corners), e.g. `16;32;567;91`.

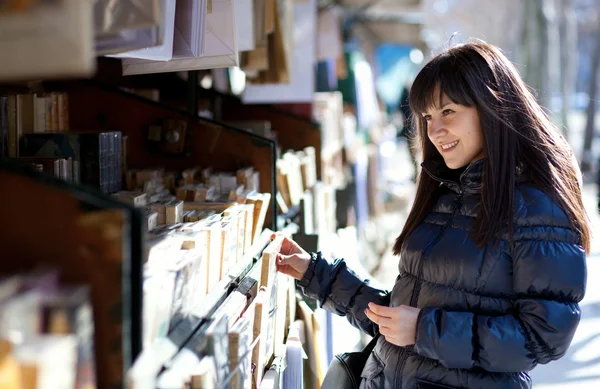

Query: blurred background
344;1;600;388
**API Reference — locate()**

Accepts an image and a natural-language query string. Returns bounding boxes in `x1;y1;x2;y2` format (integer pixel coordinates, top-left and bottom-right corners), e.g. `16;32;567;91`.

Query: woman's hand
270;233;311;280
365;303;421;347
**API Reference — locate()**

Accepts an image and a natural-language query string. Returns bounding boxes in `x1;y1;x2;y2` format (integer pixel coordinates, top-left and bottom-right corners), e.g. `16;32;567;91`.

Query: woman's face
422;92;485;169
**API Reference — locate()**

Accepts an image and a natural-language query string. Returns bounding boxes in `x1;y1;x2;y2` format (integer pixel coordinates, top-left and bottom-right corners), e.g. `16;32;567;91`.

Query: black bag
321;335;380;389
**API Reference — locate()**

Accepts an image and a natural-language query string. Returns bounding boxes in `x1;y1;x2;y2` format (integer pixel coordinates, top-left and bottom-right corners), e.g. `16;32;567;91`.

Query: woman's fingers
365;308;393;328
270;233;304;256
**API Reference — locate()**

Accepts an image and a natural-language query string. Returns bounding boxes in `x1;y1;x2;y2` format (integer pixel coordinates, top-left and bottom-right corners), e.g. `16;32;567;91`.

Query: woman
273;40;590;389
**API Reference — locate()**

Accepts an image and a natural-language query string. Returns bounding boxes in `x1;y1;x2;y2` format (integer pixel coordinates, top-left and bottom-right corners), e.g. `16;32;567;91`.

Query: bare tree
580;22;600;172
559;0;578;140
519;0;548;99
544;0;564;133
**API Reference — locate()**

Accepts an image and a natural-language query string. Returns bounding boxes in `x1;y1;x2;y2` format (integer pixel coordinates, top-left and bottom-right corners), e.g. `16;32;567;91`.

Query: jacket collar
421;159;484;194
421;158;528;194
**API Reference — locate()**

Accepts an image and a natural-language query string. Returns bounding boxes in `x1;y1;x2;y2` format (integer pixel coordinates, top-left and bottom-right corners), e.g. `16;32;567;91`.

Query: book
20;132;122;194
41;286;96;389
229;316;252;389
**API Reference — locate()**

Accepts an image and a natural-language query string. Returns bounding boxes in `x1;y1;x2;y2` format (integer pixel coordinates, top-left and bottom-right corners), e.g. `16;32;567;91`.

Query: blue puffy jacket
299;159;586;389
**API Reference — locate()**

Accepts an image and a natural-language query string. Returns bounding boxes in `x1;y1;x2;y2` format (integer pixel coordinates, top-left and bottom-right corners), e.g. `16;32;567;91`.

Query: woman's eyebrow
422;101;454;115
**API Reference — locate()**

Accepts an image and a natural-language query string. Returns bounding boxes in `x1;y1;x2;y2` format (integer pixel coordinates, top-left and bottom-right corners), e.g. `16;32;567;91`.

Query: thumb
277;253;298;265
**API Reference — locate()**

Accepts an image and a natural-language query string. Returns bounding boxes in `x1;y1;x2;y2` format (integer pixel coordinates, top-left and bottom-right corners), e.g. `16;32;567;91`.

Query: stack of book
127;228;299;389
20;131;122;194
112;165;272;354
276;147;336;237
0;90;123;193
0;269;96;389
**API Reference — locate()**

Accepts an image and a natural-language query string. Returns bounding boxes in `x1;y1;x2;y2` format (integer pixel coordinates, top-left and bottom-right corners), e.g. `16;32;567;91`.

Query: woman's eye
423;115;432;121
442;109;454;116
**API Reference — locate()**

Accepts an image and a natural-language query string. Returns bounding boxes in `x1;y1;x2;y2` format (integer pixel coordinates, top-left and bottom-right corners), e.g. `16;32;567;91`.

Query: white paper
235;0;255;52
121;0;238;75
110;0;177;61
241;0;316;104
94;0;162;55
172;0;206;58
0;0;95;81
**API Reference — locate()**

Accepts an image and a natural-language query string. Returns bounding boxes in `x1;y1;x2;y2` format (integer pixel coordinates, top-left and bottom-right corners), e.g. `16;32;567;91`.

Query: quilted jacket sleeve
298;252;390;337
414;233;586;372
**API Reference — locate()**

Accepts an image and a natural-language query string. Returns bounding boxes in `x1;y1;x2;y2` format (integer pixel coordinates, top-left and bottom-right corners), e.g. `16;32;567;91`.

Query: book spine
33;94;46;133
7;95;17;157
0;96;8;157
51;94;60;132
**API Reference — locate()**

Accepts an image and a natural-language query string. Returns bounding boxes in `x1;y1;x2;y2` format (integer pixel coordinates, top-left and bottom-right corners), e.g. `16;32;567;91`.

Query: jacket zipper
394;189;463;389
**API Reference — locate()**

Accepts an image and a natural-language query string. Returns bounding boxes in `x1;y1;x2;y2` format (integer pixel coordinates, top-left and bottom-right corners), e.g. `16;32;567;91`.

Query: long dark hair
393;40;591;254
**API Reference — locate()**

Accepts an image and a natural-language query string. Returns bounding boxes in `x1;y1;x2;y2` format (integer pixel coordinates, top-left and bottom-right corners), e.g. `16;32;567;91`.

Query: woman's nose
428;117;447;138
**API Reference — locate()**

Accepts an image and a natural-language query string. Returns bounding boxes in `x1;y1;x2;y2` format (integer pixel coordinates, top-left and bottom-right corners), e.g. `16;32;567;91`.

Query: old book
256;234;286;368
113;191;147;207
41;286;96;389
165;200;184;224
6;95;16;157
183;201;236;213
179;237;210;309
228;185;245;202
246;192;270;245
260;234;282;288
241;204;255;254
282;321;304;389
286;270;296;334
57;93;68;131
201;220;222;293
51;93;59;132
16;94;34;138
224;205;246;261
219;217;236;279
229;316;252;389
0;96;7;157
204;315;230;388
182;168;199;185
33;94;46;133
14;156;66;180
236;167;254;188
20;132;123;194
283;152;304;206
0;160;144;389
0;275;22;303
0;290;44;346
145;209;159;231
276;160;291;209
12;335;78;389
0;339;21;389
249;287;268;389
189;355;218;389
155;321;212;389
177;184;217;202
301;146;317;190
45;93;53;132
218;173;238;195
273;271;289;356
298;300;322;389
142;268;176;350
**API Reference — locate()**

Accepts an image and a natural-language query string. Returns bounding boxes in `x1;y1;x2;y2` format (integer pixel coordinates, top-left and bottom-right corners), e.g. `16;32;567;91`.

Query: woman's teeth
441;141;459;150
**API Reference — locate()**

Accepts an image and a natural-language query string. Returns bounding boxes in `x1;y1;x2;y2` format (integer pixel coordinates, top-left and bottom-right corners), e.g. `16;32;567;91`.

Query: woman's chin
444;159;467;170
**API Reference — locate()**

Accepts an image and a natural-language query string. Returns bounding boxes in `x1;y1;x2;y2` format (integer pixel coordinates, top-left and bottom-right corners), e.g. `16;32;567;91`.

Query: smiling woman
420;90;485;169
272;40;590;389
